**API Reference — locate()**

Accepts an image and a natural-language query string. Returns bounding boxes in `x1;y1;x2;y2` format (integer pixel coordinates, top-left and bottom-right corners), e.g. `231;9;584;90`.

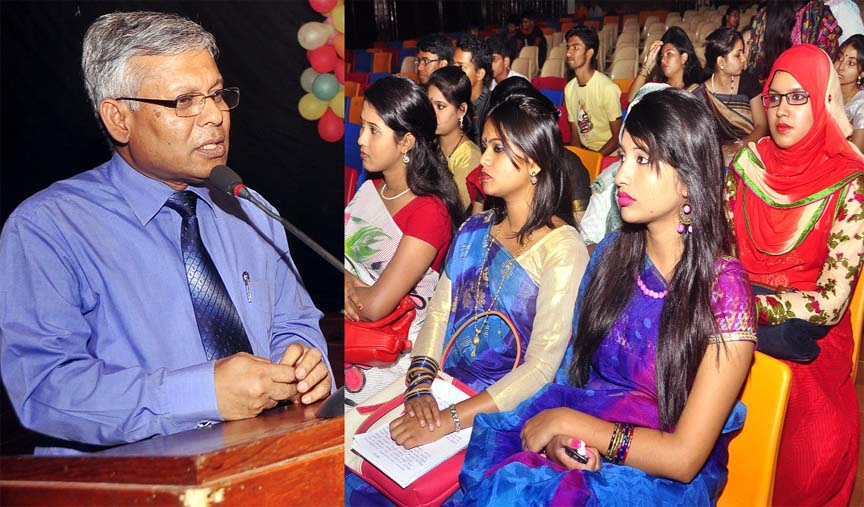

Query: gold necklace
470;222;533;356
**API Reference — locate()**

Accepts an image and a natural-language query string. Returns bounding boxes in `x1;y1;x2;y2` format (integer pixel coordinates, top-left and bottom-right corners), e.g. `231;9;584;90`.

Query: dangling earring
402;152;410;164
677;199;693;234
458;116;464;130
857;75;864;88
530;172;538;185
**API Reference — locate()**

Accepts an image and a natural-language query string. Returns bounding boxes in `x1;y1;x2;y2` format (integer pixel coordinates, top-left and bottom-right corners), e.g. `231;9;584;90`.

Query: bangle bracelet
449;404;461;432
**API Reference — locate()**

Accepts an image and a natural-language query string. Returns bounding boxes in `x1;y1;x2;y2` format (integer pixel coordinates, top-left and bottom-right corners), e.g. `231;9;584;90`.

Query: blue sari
459;233;755;506
347;212;557;506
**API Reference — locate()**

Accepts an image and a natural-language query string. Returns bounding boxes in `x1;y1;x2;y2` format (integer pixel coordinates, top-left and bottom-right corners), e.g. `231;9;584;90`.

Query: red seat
532;76;568;91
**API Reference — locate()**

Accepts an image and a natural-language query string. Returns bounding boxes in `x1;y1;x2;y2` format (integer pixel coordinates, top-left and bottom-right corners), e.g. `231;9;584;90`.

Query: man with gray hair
0;11;332;454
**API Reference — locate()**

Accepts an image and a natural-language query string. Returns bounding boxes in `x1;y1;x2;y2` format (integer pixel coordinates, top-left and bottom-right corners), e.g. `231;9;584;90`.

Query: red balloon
307;45;338;73
318;108;344;142
309;0;338;14
334;58;345;83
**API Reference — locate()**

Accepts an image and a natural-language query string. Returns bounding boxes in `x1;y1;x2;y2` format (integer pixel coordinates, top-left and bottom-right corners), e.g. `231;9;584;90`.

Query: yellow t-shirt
565;71;622;152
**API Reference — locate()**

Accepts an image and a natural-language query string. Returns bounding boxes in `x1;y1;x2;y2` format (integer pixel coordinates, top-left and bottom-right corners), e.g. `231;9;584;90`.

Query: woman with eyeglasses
725;44;864;506
835;34;864;152
427;66;482;211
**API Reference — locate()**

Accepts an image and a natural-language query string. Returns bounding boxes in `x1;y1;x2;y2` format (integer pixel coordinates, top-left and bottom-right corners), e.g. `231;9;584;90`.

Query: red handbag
344;295;416;367
349;310;523;506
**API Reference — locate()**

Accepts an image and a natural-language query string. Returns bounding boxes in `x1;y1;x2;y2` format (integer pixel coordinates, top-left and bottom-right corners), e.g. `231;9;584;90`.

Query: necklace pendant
471;327;481;357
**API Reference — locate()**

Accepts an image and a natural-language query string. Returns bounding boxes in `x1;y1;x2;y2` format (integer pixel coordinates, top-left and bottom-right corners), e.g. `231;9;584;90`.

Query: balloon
334;58;345;83
309;0;338;14
312;73;340;101
298;92;329;120
333;33;345;59
330;3;344;33
317;108;344;142
307;45;338;73
300;67;320;93
329;89;345;118
297;22;333;51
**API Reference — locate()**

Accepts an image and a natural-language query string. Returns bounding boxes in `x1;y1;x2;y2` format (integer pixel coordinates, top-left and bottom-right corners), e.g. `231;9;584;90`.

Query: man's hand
279;342;332;404
214;352;299;420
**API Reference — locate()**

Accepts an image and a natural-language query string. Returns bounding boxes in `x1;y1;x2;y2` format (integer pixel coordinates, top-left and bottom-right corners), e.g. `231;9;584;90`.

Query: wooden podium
0;401;343;506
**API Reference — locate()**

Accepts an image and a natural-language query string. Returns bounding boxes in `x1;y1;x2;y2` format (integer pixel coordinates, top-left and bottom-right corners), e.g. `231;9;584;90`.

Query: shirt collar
107;152;216;226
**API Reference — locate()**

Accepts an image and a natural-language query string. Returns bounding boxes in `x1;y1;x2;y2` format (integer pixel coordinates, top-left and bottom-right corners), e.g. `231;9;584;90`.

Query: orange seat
347;96;364;124
565;145;603;181
849;276;863;381
371;52;392;74
344;80;361;97
718;352;791;507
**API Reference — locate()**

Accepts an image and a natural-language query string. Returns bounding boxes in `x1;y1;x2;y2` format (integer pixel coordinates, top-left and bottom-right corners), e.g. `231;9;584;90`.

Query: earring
458;116;464;130
402;153;410;164
530;172;538;185
677;200;693;234
858;75;864;88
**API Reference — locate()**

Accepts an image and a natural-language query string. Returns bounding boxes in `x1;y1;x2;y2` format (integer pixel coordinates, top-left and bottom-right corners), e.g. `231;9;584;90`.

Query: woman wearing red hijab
725;44;864;506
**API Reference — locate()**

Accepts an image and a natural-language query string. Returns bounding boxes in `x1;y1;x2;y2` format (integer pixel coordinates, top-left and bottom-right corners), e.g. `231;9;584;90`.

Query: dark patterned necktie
165;191;253;360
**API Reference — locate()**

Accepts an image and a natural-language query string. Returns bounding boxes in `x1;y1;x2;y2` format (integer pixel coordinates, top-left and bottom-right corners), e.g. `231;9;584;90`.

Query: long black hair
363;75;465;229
483;92;574;240
568;88;729;430
658;26;705;87
705;27;744;74
427;66;476;144
751;0;795;82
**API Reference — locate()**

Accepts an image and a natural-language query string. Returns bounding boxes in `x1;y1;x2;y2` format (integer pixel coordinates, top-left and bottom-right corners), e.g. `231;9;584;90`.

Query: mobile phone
563;440;589;464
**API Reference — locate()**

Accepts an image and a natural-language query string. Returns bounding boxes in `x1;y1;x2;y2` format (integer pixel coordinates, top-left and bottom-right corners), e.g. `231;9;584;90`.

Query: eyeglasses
415;57;442;67
761;91;810;108
115;87;240;117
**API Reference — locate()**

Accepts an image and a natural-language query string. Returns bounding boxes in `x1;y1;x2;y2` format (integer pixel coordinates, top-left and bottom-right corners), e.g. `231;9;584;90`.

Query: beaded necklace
470;223;533;356
636;274;667;299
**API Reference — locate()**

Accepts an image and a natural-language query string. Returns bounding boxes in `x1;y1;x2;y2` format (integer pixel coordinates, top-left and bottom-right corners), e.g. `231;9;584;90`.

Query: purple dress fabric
458;233;755;506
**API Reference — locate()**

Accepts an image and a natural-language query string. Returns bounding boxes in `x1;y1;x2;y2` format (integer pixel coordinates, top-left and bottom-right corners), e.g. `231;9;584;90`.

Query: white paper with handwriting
351;379;473;488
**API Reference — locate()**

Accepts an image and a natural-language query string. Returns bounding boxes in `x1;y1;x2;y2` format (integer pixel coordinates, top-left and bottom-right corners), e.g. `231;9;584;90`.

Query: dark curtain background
1;1;343;453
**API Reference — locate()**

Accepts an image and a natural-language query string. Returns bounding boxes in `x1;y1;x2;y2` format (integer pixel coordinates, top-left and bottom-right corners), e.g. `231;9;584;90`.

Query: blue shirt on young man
0;153;330;454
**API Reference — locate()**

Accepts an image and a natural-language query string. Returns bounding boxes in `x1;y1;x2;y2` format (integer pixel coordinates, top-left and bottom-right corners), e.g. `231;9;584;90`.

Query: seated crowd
344;3;864;505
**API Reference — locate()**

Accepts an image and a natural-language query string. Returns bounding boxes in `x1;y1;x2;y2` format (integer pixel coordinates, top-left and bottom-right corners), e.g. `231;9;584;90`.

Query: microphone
209;165;343;273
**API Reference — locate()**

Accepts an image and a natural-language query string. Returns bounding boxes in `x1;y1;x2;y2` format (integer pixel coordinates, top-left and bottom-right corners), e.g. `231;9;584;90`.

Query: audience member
826;0;864;45
416;33;454;86
692;27;768;165
837;34;864;151
741;25;755;68
344;76;463;406
563;26;622;155
749;0;841;84
0;11;333;454
460;88;756;505
725;44;863;506
517;10;548;69
453;34;493;141
487;36;526;90
427;66;482;210
629;26;704;103
721;6;741;30
347;90;589;506
579;83;670;249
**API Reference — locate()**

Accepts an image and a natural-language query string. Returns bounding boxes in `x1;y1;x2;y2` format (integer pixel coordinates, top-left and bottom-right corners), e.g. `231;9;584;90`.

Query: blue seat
345;122;362;171
353;51;372;73
369;72;390;84
538;88;564;107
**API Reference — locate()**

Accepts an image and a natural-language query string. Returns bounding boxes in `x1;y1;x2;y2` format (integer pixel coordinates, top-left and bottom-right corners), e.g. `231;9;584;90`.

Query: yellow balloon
298;92;328;120
329;89;345;118
330;4;344;34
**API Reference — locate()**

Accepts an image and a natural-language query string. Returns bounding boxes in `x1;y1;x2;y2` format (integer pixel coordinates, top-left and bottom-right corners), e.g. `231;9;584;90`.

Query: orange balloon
333;33;345;59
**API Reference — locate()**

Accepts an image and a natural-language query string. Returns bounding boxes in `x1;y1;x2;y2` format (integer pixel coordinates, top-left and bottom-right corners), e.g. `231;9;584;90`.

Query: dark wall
1;1;343;454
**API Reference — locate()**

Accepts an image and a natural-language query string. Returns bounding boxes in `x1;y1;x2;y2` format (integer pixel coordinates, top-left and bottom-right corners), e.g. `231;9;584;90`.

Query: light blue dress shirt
0;153;330;453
